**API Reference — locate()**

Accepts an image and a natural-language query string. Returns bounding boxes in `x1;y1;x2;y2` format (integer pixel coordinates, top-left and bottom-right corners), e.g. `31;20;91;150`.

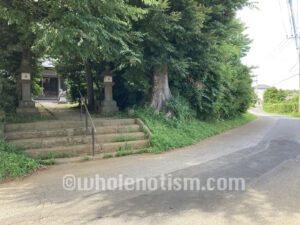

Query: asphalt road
0;108;299;225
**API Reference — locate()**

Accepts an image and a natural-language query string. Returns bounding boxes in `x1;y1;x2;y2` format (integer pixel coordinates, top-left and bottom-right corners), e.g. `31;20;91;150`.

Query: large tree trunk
84;60;95;110
150;63;171;111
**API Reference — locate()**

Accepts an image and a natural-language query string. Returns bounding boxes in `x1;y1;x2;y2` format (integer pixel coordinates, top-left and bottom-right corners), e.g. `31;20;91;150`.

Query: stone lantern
16;51;38;114
99;65;119;113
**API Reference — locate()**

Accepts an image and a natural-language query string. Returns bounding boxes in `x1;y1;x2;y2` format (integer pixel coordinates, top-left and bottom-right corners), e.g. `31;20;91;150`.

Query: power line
284;0;300;113
272;74;298;85
289;61;298;72
277;38;291;52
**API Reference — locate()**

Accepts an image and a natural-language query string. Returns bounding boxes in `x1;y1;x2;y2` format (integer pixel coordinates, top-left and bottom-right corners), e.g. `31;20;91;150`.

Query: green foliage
115;150;135;157
0;151;38;178
82;156;90;161
39;152;72;160
0;1;44;112
103;153;114;159
287;95;299;103
0;126;38;179
0;0;254;120
116;0;254;118
112;136;140;142
115;146;149;157
118;144;133;152
263;87;286;103
165;95;196;122
263;103;298;114
36;0;147;64
263;87;299;116
38;158;56;165
133;106;256;153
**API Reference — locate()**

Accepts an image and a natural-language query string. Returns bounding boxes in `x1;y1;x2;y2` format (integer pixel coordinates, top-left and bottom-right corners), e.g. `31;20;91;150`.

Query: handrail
79;90;96;156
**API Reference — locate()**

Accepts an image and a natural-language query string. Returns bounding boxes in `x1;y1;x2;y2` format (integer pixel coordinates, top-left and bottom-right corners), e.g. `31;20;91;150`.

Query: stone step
5;118;136;132
10;132;146;149
26;144;100;158
5;124;141;140
26;139;149;158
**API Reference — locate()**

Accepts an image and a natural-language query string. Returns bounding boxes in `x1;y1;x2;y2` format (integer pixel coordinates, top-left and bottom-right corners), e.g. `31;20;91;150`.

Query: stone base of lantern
99;100;119;114
17;100;39;115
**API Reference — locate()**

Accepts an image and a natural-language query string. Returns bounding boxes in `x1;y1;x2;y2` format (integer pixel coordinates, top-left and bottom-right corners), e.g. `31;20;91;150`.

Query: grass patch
103;153;114;159
39;152;73;160
118;144;133;152
115;147;149;157
133;107;257;154
82;155;90;161
0;123;38;179
115;150;135;157
61;102;79;108
5;113;56;123
112;136;140;142
38;158;56;165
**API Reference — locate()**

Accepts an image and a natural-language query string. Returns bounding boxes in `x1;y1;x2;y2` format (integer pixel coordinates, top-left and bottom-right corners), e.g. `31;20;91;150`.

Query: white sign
104;76;113;82
21;73;31;80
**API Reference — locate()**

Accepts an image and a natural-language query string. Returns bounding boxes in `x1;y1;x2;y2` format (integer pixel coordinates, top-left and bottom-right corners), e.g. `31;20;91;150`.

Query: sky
237;0;300;90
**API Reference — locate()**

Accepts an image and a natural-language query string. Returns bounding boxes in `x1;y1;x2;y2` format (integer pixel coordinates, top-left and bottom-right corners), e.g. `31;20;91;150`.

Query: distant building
254;84;271;105
34;60;67;100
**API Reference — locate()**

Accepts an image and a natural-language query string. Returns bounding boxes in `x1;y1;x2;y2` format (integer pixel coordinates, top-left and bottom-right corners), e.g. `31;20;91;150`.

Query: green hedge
263;102;299;114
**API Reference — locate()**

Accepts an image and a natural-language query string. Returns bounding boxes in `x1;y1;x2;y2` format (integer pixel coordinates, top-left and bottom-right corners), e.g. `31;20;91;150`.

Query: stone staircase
4;118;149;158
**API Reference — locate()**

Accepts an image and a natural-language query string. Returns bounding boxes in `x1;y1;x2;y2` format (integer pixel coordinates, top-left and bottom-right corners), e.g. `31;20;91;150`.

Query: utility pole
298;46;300;114
287;0;300;113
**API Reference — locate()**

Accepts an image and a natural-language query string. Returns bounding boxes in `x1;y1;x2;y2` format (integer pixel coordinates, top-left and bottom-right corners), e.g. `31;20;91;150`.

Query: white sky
238;0;300;90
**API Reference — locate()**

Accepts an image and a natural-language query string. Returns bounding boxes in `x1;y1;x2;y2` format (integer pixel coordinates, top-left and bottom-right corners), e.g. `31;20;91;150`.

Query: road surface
0;108;299;225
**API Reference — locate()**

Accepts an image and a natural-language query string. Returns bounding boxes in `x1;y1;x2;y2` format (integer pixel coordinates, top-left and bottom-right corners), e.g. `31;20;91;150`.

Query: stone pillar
99;65;118;113
16;50;38;114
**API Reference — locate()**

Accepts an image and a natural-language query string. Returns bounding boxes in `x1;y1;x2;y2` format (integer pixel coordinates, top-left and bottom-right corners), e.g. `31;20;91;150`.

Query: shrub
0;151;38;178
165;95;196;122
263;87;286;103
263;102;298;114
0;126;38;179
103;153;113;159
133;105;256;153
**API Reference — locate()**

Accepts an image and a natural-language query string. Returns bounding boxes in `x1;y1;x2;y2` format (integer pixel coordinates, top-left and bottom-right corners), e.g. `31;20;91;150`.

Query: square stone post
16;50;38;114
99;65;119;114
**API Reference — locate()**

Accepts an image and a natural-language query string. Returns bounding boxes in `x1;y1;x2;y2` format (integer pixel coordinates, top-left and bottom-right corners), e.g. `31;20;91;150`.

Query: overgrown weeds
0;124;38;179
132;105;256;153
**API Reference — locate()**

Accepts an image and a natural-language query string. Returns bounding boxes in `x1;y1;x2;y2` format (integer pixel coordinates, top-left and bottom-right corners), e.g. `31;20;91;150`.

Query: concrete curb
135;118;153;138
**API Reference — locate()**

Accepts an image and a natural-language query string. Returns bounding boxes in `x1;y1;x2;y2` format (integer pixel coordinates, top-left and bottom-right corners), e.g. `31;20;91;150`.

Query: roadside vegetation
263;87;299;117
0;123;38;179
133;105;256;153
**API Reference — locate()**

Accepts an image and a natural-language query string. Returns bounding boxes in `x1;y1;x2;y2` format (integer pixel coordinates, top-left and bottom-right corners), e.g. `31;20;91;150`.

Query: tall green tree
34;0;148;109
0;0;44;112
123;0;253;118
123;0;207;111
264;87;286;103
